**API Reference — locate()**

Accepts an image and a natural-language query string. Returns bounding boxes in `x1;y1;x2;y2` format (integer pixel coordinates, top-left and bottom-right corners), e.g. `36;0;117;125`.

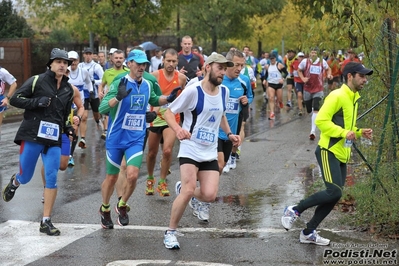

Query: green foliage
291;0;333;19
179;0;286;52
0;0;35;38
47;28;72;43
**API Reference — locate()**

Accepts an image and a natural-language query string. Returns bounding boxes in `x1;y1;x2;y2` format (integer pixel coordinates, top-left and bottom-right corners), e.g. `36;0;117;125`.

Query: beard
209;70;222;86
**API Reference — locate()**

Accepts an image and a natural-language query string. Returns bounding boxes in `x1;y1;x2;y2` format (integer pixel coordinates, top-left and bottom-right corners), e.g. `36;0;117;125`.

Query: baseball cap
68;51;79;60
83;48;93;54
109;48;118;54
338;50;343;55
269;53;276;59
126;49;149;63
342;62;373;77
205;53;234;67
297;52;304;57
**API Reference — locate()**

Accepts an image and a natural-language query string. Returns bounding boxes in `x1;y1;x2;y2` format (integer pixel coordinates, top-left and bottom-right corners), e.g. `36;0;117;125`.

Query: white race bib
309;65;321;75
270;72;279;78
226;98;240;114
193;126;216;146
121;113;145;131
37;121;60;141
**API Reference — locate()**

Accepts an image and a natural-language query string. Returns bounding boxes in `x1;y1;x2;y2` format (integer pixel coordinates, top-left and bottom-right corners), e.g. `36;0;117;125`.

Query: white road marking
107;260;232;266
0;220;353;266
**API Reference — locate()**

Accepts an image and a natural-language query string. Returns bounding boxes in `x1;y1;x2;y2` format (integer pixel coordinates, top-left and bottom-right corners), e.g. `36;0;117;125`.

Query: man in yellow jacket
281;62;373;245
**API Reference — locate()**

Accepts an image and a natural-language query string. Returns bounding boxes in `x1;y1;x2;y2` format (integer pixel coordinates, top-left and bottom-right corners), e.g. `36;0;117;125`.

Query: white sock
42;217;50;223
311;112;317;133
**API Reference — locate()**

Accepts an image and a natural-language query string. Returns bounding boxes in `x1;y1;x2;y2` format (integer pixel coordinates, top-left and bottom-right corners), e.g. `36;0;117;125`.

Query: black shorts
286;78;294;86
327;76;340;85
179;157;219;171
148;125;169;134
268;83;283;90
217;138;233;163
84;98;100;112
239;104;249;123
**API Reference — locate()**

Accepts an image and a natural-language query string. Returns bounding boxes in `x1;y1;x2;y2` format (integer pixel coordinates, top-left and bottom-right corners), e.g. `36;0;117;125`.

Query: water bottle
344;139;353;148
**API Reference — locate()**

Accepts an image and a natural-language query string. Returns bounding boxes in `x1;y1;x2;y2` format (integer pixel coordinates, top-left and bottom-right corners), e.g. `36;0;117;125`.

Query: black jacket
10;70;74;146
178;52;203;80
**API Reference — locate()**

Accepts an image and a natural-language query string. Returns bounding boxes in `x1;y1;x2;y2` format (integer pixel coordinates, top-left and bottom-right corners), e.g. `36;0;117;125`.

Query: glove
166;86;182;103
89;91;96;100
64;125;75;138
145;111;157;123
37;96;51;108
116;78;132;101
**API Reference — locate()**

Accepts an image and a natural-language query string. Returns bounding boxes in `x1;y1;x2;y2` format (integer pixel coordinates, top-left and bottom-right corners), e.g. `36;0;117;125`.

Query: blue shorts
61;133;70;156
0;95;7;113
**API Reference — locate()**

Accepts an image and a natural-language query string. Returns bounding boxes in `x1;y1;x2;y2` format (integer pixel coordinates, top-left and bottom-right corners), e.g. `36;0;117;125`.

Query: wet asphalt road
1;89;398;266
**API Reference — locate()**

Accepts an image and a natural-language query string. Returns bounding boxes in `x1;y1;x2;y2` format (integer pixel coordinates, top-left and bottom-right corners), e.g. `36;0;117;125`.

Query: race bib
37;121;59;141
121;113;145;131
226;98;239;114
270;72;279;78
310;65;321;75
193;126;216;146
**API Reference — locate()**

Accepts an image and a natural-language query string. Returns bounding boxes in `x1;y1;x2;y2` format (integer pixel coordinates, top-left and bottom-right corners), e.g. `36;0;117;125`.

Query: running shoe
281;205;299;230
41;192;44;203
279;101;284;108
117;198;130;212
164;230;180;249
78;138;86;149
222;163;230;173
115;204;129;226
229;155;237;169
2;174;18;202
40;218;61;236
269;112;275;120
189;197;199;216
197;202;210;221
99;206;114;229
309;131;316;141
298;110;303;116
175;181;181;196
100;133;106;140
145;179;155;195
286;101;292;108
157;182;170;197
299;230;330;246
68;156;75;167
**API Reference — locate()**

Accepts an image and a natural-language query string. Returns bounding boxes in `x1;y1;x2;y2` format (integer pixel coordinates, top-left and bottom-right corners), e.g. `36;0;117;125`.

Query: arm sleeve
84;70;94;92
315;94;348;138
9;76;39;109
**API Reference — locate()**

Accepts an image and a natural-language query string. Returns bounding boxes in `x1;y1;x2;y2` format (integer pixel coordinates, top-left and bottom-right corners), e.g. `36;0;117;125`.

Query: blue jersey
218;74;251;140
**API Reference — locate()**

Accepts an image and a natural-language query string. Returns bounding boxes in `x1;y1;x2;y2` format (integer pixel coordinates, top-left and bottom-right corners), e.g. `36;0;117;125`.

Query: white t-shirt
0;67;17;95
150;56;163;72
168;81;229;162
298;57;329;71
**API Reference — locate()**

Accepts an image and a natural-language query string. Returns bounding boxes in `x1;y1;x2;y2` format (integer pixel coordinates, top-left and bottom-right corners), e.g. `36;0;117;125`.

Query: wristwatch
227;132;233;137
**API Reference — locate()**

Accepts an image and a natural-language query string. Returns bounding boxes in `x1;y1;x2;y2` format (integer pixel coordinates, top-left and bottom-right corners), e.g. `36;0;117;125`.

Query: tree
178;0;286;52
24;0;185;47
0;0;35;38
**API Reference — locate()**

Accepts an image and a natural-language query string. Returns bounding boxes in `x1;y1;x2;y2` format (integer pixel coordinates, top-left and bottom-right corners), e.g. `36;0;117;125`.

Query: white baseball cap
338;50;343;55
297;52;304;57
109;48;118;54
68;51;79;60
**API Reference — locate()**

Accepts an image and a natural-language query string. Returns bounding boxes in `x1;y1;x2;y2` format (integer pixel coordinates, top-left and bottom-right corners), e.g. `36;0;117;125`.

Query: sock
101;203;110;212
42;217;50;223
147;175;154;180
95;120;100;124
118;196;122;201
12;179;19;187
118;199;126;207
81;137;85;140
303;228;314;235
311;112;317;133
70;136;78;154
166;228;176;234
159;178;166;184
231;152;236;158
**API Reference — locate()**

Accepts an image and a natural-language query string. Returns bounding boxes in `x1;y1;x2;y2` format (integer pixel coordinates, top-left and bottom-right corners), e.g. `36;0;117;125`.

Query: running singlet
151;70;181;127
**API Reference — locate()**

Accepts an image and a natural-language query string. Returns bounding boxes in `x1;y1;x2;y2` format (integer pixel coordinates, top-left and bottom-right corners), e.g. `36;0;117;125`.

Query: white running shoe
189;197;199;216
164;230;180;249
281;205;299;230
197;202;210;221
229;155;236;169
299;230;330;246
175;181;181;196
223;163;230;173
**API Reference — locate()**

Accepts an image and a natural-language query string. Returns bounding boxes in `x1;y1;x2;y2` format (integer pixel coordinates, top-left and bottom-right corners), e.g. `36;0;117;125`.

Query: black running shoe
2;174;18;202
40;219;61;236
99;206;114;229
115;204;129;226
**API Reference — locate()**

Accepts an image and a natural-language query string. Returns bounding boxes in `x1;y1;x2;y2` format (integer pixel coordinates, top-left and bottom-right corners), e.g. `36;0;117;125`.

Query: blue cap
127;50;149;64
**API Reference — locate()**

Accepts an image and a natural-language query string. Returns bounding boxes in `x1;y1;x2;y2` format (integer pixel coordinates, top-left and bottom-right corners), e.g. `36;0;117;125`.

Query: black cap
343;62;373;77
269;54;276;59
83;48;93;54
46;48;72;68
